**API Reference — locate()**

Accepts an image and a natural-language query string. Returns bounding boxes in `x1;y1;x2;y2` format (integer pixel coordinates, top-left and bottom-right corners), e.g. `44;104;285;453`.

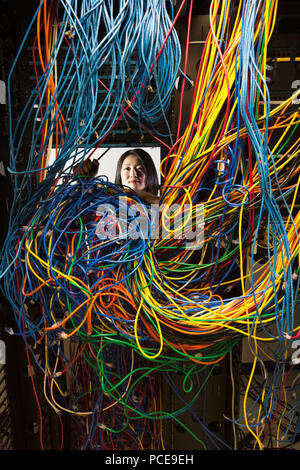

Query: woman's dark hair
115;148;159;195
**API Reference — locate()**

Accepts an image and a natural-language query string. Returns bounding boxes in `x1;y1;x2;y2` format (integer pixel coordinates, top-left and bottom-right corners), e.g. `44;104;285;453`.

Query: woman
75;148;160;204
114;148;159;204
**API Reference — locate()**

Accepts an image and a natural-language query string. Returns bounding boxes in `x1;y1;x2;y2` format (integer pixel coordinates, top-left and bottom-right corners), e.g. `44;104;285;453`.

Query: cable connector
5;327;14;335
49;322;62;330
282;332;291;340
105;362;114;368
53;371;63;378
65;28;75;39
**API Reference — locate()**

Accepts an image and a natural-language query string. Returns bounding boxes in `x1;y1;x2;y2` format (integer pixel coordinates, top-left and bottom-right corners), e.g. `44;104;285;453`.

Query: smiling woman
120;154;147;192
72;147;160;204
115;148;159;196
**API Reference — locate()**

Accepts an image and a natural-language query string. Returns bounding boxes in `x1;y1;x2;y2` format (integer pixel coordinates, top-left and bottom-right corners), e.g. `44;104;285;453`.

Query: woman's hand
73;160;159;204
73;159;99;177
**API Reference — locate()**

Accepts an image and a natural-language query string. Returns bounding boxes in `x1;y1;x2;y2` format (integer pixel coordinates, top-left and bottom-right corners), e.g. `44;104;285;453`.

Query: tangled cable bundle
7;0;181;209
1;0;300;450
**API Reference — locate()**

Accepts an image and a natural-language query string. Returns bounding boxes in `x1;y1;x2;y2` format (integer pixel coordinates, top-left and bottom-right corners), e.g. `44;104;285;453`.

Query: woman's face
121;155;147;191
